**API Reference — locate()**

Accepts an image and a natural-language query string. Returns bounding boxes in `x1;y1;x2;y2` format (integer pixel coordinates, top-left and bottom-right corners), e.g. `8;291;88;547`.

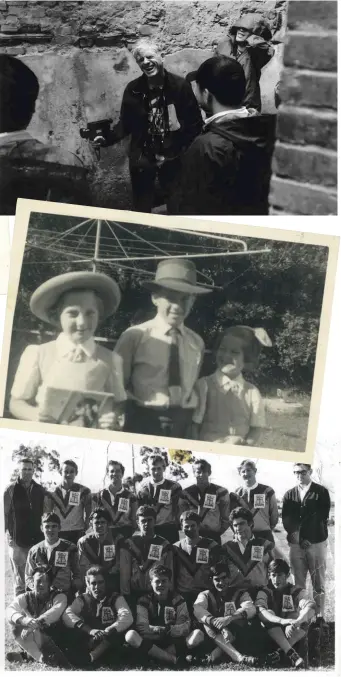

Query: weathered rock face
0;0;287;208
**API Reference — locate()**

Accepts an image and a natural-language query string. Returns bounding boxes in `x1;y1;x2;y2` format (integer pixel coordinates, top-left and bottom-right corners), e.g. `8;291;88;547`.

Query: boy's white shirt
44;538;61;559
114;313;203;408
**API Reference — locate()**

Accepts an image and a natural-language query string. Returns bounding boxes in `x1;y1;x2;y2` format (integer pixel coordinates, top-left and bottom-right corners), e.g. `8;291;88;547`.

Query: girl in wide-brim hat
9;271;126;428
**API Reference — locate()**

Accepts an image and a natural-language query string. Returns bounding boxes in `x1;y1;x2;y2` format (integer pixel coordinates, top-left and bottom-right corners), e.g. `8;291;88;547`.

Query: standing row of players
5;454;331;668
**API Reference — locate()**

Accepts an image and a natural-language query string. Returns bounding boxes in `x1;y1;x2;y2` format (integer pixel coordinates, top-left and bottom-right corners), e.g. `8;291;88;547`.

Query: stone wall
270;1;337;214
1;0;286;208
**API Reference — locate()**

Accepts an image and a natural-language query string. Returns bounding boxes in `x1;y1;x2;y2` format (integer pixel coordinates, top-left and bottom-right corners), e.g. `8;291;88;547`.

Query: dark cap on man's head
187;55;246;107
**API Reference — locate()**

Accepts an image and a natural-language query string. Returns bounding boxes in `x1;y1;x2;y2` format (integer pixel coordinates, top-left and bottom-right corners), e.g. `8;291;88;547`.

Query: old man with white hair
94;38;203;212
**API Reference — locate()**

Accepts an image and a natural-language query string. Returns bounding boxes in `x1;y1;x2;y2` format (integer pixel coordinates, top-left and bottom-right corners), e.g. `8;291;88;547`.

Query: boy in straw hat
9;271;125;429
192;325;272;445
113;258;211;438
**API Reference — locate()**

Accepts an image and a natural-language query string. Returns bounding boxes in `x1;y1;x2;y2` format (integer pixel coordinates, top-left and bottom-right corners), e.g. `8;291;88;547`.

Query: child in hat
9;271;125;429
113;257;212;438
192;325;272;445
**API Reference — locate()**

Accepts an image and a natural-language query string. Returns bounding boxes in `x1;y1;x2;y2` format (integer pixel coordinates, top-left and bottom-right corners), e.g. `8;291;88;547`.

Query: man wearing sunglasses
281;464;330;631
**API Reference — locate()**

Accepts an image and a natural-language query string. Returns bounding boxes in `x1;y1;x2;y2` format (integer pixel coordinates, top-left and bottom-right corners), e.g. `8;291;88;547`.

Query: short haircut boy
230;506;253;525
268;558;290;576
193;458;212;474
180;510;201;525
107;460;125;474
136;505;157;520
149;564;172;581
62;459;78;474
41;511;61;527
194;56;246;107
90;508;111;523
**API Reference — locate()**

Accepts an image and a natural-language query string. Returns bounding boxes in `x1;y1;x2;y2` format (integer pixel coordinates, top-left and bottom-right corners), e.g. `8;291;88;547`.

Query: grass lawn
262;393;311;452
4;514;334;671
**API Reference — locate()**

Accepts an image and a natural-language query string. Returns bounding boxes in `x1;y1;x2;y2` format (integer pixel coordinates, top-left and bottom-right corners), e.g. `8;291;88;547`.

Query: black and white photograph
0;202;338;459
0;0;337;216
1;430;335;670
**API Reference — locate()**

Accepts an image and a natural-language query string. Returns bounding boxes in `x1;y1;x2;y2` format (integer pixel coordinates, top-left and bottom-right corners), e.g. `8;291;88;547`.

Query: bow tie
221;379;242;395
66;346;86;363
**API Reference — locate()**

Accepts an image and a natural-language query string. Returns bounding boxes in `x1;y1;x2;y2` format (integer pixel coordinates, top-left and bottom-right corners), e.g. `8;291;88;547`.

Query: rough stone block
139;24;153;36
287;1;337;31
272;143;337;188
284;33;337;71
3;45;25;54
270;176;337;215
19;24;41;33
277;106;337;150
280;69;337;110
0;24;20;34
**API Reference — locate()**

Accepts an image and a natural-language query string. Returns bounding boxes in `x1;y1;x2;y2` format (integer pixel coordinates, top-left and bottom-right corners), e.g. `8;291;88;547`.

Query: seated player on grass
63;565;133;667
78;508;122;592
255;558;316;670
6;566;70;667
126;564;191;666
189;560;258;666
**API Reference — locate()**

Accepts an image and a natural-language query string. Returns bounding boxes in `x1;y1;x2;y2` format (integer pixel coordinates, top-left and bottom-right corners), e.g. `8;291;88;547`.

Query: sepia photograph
0;0;337;216
0;201;338;461
1;428;335;670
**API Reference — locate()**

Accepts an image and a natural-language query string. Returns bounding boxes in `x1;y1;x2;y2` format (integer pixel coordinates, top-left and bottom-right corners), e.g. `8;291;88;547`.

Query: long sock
16;632;43;662
148;644;177;665
214;634;244;663
210;647;224;662
267;627;292;654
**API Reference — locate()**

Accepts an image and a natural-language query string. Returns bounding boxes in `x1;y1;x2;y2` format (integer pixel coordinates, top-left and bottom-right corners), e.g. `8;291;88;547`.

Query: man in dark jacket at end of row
168;55;276;216
4;457;46;595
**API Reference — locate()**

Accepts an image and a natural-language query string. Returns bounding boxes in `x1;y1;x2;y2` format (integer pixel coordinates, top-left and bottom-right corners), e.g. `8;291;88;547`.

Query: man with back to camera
92;38;203;213
0;55;88;214
4;456;46;595
168;55;276;216
281;464;330;631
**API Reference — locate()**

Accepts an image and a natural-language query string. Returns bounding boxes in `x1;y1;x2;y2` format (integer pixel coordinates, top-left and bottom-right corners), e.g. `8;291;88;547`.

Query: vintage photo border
0;198;339;463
